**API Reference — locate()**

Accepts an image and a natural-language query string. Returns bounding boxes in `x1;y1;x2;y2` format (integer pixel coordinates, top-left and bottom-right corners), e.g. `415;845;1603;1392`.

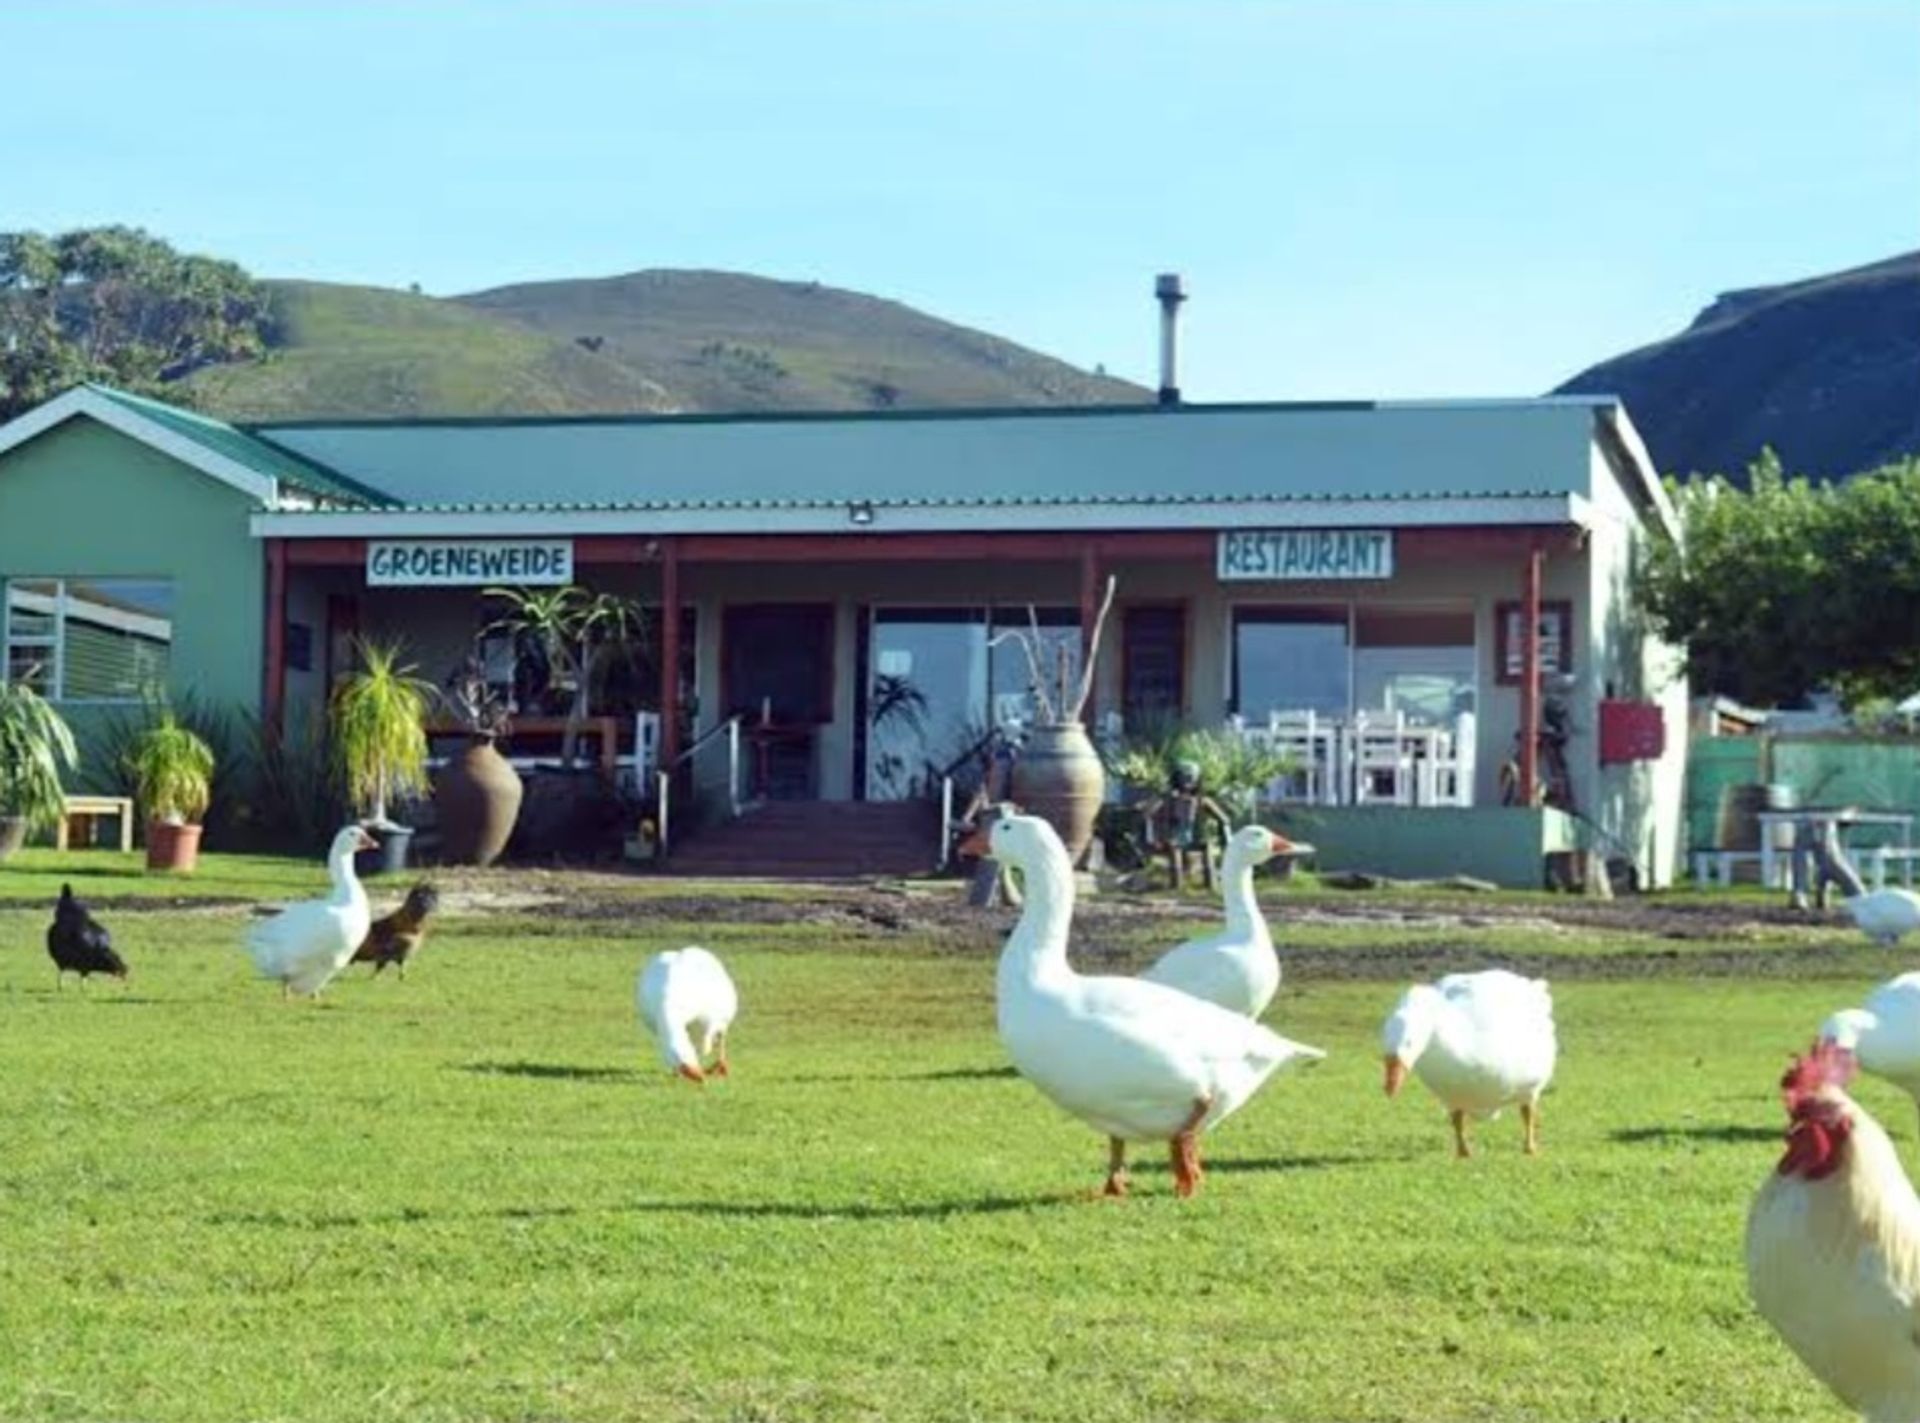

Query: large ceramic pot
145;821;203;873
1011;720;1107;866
436;738;524;867
0;815;27;862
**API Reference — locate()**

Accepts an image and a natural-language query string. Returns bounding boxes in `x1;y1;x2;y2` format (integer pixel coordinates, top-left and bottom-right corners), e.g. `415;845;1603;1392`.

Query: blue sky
9;1;1916;400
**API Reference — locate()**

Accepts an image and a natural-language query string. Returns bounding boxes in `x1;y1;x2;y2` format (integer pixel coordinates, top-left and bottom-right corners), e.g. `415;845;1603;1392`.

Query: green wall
0;416;264;767
1267;805;1582;889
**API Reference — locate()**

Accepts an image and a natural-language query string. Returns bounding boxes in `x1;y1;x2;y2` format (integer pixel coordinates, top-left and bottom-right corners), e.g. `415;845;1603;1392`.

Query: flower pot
435;738;523;867
356;825;414;878
0;815;28;862
146;821;203;873
1011;721;1107;866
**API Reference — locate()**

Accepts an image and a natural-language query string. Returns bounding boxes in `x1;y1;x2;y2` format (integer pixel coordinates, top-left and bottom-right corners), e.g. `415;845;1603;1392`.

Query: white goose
987;810;1325;1198
1141;824;1308;1018
1381;969;1557;1157
244;825;378;1000
1822;972;1920;1133
638;947;738;1083
1803;823;1920;945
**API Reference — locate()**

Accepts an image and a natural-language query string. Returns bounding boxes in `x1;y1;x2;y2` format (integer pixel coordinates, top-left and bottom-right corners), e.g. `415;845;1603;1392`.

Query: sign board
367;540;575;587
1217;529;1394;582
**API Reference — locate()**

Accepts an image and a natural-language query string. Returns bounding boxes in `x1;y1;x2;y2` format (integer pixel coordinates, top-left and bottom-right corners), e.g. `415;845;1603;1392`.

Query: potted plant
0;677;78;861
331;638;433;876
995;576;1118;866
433;652;521;867
129;710;214;873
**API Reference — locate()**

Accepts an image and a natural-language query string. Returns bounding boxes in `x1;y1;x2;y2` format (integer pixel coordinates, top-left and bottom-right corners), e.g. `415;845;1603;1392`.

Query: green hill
181;271;1143;421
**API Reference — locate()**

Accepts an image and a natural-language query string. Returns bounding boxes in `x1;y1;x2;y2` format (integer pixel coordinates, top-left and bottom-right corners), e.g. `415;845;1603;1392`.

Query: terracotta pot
1011;721;1107;866
146;821;203;873
435;738;523;867
0;815;27;862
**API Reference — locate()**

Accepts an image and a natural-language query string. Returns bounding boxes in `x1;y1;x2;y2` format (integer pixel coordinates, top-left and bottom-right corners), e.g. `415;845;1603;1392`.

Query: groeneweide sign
367;540;575;587
1217;529;1394;582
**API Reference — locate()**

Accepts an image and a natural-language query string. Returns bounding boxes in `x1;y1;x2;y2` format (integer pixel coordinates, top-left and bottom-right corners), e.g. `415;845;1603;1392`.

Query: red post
659;538;682;773
263;538;287;738
1518;543;1544;806
1079;541;1101;724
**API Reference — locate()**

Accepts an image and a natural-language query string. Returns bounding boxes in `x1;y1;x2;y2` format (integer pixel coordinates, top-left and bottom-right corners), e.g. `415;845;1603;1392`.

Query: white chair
1351;709;1414;806
1265;709;1338;805
617;711;662;790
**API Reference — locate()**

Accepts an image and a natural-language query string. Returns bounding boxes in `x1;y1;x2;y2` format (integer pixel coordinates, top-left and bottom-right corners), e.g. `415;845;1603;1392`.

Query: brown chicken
352;883;440;978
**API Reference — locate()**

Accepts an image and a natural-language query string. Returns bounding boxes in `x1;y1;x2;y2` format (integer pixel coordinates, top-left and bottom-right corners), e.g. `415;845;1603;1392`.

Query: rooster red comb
1782;1039;1857;1106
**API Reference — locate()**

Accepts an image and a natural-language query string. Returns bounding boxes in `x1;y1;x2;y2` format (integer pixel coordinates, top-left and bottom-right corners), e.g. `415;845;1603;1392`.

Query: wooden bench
57;795;135;852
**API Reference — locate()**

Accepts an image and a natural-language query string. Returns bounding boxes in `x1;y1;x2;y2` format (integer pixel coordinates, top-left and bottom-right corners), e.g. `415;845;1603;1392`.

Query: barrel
1716;782;1798;851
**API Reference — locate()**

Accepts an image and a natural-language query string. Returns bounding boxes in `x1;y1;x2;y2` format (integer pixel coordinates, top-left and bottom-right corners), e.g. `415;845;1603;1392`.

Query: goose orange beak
353;828;380;852
1384;1056;1409;1098
956;825;992;858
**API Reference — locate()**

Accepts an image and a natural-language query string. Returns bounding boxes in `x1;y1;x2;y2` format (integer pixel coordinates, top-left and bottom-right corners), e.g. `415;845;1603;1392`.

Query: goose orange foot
677;1063;707;1084
1170;1132;1204;1198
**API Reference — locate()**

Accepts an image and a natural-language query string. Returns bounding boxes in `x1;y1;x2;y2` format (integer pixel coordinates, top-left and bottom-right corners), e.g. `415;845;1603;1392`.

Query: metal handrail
668;714;742;773
655;715;744;860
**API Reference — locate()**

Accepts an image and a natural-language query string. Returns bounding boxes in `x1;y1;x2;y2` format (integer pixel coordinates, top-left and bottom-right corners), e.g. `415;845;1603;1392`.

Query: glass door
866;608;988;799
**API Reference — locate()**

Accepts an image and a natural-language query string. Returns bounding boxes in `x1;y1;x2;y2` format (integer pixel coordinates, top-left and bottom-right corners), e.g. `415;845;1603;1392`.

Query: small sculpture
1138;759;1232;891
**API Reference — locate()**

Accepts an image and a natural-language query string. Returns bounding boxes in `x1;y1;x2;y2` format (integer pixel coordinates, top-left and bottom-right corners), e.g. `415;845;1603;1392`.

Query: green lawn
0;855;1884;1421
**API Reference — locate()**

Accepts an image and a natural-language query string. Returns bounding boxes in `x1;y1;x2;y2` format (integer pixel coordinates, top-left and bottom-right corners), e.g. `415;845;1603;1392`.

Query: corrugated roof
87;385;393;507
252;400;1602;514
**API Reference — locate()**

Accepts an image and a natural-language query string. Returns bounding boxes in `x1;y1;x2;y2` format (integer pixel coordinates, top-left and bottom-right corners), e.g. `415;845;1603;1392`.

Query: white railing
655;715;746;860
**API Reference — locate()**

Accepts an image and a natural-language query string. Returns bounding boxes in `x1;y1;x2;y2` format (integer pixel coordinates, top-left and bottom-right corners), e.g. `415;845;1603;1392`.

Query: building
0;382;1688;885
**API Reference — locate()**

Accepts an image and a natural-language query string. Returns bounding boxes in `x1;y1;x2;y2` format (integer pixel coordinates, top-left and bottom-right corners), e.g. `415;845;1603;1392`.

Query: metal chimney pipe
1155;272;1186;406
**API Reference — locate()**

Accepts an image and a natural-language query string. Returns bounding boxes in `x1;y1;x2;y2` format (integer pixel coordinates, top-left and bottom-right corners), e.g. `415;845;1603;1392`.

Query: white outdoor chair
1265;709;1337;804
1351;708;1414;806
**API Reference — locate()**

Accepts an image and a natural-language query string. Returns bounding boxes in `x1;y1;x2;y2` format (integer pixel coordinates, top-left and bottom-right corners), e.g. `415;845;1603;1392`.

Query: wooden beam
659;537;682;773
674;531;1214;564
1518;543;1544;806
283;537;367;567
263;539;288;737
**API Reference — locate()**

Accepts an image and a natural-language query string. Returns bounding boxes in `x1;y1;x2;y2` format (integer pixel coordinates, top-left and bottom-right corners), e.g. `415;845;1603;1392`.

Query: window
1354;607;1476;724
1122;605;1185;728
1494;600;1574;685
1231;606;1349;718
4;578;174;702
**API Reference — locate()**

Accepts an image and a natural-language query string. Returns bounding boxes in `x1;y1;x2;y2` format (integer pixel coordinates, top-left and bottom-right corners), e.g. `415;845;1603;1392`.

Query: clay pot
435;738;523;867
0;815;27;862
1012;721;1107;866
146;821;203;873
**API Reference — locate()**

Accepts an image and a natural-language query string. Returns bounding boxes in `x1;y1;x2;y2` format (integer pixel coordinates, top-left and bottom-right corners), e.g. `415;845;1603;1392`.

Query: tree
0;225;271;419
1640;451;1920;706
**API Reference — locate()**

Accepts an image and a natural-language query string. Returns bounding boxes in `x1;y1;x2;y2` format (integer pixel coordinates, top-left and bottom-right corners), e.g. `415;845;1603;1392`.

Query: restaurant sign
367;540;575;587
1217;529;1394;582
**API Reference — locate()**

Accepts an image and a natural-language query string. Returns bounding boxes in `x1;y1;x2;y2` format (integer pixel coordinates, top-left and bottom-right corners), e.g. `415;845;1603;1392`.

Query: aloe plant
483;585;646;766
128;711;215;826
330;639;432;827
0;677;79;833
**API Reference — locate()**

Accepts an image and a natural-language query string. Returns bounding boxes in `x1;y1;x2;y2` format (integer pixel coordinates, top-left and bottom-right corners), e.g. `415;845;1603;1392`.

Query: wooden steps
663;800;940;878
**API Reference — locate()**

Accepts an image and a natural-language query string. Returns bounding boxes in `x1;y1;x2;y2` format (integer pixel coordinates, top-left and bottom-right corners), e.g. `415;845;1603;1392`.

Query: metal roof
251;399;1606;515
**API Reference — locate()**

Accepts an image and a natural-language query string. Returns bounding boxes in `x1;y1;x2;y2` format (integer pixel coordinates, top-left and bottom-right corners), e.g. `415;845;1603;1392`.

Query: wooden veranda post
659;538;682;773
263;538;288;739
1519;542;1544;806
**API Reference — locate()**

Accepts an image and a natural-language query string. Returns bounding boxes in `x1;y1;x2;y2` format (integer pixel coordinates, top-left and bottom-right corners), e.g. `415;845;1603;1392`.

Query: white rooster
1746;1040;1920;1421
244;825;377;1000
637;947;738;1083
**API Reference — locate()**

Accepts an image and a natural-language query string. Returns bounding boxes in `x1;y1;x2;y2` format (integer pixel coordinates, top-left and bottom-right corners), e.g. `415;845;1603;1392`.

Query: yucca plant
330;638;432;827
0;676;79;835
128;711;215;826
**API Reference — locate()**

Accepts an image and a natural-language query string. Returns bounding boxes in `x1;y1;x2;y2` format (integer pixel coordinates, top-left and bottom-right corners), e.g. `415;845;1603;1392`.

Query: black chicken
47;884;128;987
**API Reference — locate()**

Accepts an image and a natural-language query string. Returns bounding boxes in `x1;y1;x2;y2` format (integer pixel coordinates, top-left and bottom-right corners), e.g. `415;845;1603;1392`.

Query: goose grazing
1140;824;1308;1018
244;825;378;1000
1382;970;1557;1158
1821;973;1920;1135
1804;822;1920;946
638;947;738;1083
987;809;1326;1198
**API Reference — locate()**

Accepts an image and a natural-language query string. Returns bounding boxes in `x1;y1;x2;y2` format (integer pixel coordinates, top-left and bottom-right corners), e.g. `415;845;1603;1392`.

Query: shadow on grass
787;1065;1019;1084
460;1060;641;1083
1610;1123;1778;1145
1198;1152;1392;1175
213;1191;1084;1230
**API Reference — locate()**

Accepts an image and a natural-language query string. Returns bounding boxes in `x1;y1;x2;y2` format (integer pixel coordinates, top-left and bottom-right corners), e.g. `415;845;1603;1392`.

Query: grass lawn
0;853;1889;1421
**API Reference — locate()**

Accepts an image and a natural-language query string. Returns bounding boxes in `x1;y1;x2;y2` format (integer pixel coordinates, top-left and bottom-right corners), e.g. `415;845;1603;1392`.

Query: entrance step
663;800;941;878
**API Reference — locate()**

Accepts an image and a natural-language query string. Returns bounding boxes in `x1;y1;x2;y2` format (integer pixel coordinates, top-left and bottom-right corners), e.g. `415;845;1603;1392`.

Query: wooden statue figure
1139;759;1231;890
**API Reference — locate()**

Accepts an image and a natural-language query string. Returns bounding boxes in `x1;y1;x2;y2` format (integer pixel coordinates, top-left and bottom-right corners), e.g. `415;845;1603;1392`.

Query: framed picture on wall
1495;600;1573;684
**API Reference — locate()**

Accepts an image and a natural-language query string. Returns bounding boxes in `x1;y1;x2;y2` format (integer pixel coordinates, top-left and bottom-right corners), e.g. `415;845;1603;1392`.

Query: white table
1756;808;1915;896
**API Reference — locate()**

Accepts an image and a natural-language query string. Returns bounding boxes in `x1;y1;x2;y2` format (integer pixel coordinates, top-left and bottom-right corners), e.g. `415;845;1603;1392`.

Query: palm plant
483;585;647;766
330;638;432;827
1107;724;1296;829
0;676;79;834
128;711;215;826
